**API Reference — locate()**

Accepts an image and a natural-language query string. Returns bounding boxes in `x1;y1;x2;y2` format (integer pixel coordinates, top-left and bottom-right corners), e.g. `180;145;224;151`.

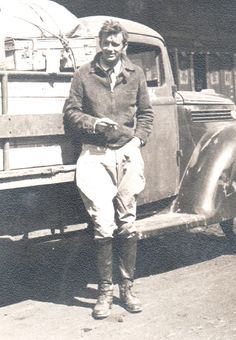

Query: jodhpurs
76;141;145;239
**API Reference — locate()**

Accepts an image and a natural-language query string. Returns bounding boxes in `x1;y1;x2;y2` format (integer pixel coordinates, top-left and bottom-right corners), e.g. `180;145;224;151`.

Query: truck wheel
220;218;236;243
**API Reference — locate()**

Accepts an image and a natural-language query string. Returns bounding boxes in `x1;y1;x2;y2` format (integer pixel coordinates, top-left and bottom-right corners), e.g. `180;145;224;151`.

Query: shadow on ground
0;226;235;309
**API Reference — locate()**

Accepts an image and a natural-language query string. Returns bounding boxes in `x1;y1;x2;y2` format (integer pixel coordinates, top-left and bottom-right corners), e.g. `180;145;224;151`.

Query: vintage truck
0;1;236;243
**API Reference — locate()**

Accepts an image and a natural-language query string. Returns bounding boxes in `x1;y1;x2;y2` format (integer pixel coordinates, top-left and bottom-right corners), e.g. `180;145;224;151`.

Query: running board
136;212;207;240
1;213;208;243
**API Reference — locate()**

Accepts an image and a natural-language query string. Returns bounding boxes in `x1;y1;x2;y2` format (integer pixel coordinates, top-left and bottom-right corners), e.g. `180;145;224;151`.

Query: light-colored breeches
76;142;145;239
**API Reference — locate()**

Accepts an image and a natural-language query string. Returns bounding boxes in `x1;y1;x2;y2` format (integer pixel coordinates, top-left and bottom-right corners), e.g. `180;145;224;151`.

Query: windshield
127;43;164;87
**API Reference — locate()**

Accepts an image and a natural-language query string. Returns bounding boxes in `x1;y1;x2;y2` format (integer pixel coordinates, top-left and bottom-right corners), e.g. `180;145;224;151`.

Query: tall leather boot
93;237;113;319
117;233;142;313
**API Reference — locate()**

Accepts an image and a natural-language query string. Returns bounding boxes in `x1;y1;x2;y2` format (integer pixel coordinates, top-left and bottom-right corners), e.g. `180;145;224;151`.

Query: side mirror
172;84;177;96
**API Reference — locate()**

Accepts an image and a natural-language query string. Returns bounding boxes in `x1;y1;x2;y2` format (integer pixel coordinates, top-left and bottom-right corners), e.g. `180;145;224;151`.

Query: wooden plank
5;81;71;97
0;25;5;70
0;137;75;171
0;114;65;138
9;139;74;169
0;164;76;190
0;164;75;179
6;98;66;115
0;78;71;114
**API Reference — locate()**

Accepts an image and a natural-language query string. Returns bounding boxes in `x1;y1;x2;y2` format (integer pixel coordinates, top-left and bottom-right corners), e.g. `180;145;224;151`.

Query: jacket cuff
92;118;100;133
134;132;147;146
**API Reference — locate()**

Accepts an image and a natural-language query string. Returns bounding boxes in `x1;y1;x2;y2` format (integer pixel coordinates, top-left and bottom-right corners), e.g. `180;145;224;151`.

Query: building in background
57;0;236;103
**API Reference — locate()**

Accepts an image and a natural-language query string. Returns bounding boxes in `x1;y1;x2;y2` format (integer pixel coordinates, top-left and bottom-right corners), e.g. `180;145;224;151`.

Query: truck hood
175;90;236;121
176;89;234;106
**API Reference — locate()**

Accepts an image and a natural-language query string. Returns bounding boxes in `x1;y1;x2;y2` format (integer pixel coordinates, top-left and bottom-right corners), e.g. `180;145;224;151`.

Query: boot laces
97;293;108;304
120;282;136;298
126;285;136;298
97;287;113;304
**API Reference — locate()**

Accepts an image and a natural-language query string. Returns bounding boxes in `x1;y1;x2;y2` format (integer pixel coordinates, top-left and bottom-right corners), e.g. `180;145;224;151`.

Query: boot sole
92;305;112;319
125;307;142;313
92;310;111;319
122;303;142;313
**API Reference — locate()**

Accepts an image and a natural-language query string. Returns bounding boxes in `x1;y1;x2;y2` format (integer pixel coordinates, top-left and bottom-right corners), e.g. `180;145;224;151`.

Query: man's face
99;32;127;67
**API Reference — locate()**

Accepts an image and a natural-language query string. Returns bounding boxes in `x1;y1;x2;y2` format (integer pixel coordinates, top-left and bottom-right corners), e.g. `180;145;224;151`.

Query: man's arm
64;70;117;135
134;69;154;145
63;70;98;134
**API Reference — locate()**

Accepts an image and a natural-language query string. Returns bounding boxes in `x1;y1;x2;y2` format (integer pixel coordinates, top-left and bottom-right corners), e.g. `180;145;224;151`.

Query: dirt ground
0;224;236;340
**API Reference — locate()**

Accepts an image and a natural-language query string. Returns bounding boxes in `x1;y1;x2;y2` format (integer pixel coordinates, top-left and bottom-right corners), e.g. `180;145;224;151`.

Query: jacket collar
90;52;135;77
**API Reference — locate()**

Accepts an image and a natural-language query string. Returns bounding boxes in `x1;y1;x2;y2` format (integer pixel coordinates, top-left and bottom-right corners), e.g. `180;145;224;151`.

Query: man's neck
99;56;120;71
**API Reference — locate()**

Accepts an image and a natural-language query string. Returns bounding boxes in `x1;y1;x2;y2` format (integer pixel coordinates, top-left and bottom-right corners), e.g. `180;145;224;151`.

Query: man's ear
123;43;128;53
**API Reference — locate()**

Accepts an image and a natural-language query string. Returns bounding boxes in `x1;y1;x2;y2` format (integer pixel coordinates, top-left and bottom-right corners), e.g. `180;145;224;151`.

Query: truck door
127;40;179;205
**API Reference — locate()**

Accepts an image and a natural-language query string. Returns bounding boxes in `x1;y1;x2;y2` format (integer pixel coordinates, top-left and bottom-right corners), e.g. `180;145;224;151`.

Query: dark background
56;0;236;101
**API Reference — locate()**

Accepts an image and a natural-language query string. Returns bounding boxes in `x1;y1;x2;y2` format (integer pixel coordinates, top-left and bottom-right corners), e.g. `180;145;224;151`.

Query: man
64;20;154;319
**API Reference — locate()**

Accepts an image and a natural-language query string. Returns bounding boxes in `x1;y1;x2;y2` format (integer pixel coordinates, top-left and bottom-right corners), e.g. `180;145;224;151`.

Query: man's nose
106;43;113;51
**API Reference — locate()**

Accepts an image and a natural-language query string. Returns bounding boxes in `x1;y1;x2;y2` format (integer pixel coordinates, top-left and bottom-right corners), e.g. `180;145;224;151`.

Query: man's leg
116;232;142;313
115;145;145;313
76;146;117;318
93;237;113;318
76;146;118;239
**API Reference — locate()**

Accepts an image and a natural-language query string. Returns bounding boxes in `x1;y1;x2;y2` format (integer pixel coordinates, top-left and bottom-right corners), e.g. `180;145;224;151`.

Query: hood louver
191;109;234;122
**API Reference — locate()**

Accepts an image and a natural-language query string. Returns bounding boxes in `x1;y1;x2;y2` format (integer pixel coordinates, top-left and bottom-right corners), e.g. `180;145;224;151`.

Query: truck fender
173;124;236;220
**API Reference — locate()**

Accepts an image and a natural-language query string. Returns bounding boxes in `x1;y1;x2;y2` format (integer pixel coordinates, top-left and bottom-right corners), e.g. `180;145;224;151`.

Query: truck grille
191;109;233;122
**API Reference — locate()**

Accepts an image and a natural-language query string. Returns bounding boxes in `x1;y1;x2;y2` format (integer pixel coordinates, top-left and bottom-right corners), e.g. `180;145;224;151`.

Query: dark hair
99;20;129;45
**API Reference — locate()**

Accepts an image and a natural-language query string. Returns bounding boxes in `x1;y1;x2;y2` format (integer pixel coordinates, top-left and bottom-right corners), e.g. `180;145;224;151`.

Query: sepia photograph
0;0;236;339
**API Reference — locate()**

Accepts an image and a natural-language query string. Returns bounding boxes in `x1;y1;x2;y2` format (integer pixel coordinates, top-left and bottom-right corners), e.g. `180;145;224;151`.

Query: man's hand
130;136;142;147
94;117;118;133
96;117;118;128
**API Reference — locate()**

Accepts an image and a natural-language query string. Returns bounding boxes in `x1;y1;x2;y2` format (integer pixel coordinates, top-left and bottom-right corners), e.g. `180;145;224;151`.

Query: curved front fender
173;123;236;220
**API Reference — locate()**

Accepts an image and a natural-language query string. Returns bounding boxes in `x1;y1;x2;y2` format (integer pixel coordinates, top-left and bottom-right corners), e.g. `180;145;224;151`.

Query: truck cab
0;5;236;241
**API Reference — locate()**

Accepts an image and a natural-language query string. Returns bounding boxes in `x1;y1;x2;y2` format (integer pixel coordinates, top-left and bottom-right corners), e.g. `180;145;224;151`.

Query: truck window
127;44;164;87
